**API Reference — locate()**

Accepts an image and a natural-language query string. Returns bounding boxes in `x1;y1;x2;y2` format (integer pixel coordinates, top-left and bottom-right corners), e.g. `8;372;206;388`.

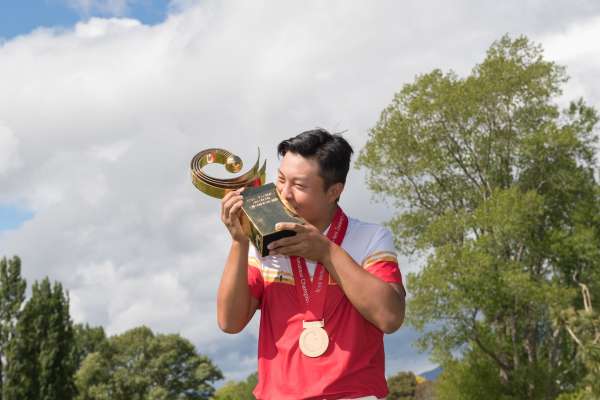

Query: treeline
386;371;435;400
210;370;437;400
0;255;223;400
211;373;258;400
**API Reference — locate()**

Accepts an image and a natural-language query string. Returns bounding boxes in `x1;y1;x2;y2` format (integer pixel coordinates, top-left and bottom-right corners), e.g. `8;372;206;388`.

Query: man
218;129;405;400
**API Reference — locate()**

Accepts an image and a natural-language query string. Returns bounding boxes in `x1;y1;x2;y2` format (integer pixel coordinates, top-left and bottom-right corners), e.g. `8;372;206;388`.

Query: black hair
277;128;354;202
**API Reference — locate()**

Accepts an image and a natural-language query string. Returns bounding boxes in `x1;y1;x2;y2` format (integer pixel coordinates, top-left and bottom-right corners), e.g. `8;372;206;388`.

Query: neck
309;203;339;233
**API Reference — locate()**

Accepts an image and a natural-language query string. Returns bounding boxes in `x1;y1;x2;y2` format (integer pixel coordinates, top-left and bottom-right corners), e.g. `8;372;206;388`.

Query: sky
1;0;600;386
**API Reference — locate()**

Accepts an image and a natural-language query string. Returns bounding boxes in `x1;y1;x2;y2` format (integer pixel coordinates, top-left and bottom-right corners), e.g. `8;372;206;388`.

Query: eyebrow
278;169;310;182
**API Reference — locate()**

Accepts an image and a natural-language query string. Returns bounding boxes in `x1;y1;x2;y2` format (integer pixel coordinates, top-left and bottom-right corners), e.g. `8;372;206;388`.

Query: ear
327;182;344;203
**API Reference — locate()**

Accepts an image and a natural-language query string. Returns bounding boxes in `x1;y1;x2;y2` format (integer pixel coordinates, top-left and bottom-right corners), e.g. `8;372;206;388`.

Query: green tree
211;372;258;400
413;380;436;400
72;323;106;370
387;371;417;400
357;35;600;399
555;273;600;398
435;346;505;400
75;326;223;400
557;391;587;400
0;255;27;397
5;278;77;399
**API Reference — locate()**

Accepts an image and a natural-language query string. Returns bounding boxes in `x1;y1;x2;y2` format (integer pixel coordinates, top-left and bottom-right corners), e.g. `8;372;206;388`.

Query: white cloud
88;141;131;162
0;121;23;176
543;15;600;60
541;15;600;109
0;0;599;383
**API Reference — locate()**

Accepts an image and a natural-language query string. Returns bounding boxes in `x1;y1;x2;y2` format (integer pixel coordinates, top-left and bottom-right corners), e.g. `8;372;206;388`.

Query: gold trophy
190;148;304;256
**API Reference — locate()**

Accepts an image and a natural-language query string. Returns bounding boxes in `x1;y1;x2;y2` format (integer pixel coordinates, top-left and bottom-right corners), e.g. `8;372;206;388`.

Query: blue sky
0;204;34;231
0;0;171;40
0;0;79;40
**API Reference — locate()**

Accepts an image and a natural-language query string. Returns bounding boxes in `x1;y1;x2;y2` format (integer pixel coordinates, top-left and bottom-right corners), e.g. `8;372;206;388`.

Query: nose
280;181;293;200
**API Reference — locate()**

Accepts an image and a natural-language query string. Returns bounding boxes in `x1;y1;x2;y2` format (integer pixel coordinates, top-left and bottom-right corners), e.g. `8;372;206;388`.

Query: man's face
276;152;333;223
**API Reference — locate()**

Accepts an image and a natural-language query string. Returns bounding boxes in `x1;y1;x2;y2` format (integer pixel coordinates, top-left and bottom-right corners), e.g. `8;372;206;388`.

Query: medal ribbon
290;206;348;321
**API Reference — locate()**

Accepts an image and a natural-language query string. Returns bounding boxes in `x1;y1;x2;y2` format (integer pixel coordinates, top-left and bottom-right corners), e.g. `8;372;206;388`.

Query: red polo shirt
247;216;404;400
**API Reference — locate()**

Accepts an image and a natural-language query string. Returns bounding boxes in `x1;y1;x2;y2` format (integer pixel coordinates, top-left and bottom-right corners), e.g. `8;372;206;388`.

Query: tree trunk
547;327;562;397
525;320;538;363
511;313;521;369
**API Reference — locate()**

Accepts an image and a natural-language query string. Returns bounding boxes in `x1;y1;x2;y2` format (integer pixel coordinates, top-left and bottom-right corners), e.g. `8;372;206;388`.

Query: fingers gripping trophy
189;148;304;257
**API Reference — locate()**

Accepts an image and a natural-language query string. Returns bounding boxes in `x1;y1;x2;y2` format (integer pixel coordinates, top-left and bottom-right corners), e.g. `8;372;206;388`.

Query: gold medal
299;320;329;357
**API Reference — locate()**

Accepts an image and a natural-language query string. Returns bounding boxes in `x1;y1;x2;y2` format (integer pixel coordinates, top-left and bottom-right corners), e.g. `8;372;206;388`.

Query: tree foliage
412;380;435;400
387;371;418;400
211;372;258;400
555;274;600;398
5;278;77;399
357;35;600;399
435;346;506;400
75;326;224;400
0;256;226;400
0;256;26;397
72;323;107;370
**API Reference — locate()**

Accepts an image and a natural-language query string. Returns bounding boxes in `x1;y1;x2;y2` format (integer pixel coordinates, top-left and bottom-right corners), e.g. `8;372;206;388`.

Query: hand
267;220;333;264
221;189;247;243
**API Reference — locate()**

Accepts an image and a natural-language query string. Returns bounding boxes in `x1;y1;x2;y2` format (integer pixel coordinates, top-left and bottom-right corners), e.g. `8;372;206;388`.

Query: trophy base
241;183;304;257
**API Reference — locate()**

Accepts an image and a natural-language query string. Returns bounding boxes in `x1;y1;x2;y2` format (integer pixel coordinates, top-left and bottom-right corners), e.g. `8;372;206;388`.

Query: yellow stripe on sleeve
362;256;398;269
248;256;262;266
362;251;397;264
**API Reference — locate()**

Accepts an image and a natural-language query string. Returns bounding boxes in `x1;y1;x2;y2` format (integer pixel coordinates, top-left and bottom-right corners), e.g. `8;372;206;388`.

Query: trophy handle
190;148;266;199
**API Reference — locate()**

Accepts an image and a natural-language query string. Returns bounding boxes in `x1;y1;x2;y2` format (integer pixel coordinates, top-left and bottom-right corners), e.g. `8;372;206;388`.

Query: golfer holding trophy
191;129;406;400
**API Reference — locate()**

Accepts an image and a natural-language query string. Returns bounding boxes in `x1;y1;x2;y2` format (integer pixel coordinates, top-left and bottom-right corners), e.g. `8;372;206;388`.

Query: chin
293;207;309;220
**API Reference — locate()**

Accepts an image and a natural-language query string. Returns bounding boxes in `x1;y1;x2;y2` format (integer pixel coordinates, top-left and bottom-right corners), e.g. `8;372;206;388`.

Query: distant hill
420;366;443;381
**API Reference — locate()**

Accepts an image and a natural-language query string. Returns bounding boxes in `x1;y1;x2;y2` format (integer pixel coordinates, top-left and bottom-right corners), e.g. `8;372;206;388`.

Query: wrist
320;240;335;266
232;238;249;249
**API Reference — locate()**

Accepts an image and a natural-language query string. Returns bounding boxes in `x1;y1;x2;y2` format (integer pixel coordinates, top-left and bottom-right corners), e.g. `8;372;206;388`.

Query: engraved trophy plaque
190;148;304;256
